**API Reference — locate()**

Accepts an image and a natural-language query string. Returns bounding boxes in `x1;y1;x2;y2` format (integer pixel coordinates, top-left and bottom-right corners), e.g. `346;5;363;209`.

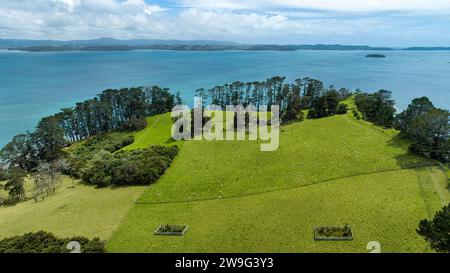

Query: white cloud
0;0;167;39
0;0;450;46
178;0;450;13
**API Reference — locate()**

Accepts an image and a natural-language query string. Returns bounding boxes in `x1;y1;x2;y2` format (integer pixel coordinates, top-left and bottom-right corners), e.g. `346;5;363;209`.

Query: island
366;53;386;58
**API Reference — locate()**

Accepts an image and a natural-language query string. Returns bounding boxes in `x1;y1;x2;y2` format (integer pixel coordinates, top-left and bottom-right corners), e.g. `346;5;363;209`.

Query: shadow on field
388;135;435;169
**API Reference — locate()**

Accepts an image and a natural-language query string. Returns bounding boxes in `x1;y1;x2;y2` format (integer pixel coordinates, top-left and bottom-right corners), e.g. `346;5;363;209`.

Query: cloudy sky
2;0;450;46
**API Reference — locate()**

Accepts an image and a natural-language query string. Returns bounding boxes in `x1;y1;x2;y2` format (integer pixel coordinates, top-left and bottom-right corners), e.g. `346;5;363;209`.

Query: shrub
336;104;348;114
80;145;178;187
67;134;134;178
0;231;105;253
417;204;450;253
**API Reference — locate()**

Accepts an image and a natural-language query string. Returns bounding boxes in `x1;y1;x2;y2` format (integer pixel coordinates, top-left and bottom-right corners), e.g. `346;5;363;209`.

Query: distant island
1;38;450;52
366;54;386;58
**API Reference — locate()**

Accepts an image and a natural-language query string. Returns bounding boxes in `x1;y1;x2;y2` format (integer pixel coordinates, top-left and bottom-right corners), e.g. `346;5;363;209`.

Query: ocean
1;49;450;147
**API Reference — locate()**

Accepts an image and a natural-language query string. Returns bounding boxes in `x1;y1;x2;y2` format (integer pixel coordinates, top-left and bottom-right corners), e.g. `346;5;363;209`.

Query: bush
0;231;105;253
336;104;348;114
119;118;148;132
80;145;179;186
417;204;450;253
67;134;134;178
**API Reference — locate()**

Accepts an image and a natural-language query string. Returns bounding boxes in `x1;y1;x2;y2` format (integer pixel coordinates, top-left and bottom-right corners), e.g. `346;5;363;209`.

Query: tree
355;90;396;127
0;133;38;171
32;162;60;202
417;204;450;253
336;104;348;114
3;167;26;201
175;92;183;105
281;87;303;124
34;115;67;162
80;150;113;187
407;108;450;161
307;90;340;119
301;78;324;109
395;97;435;136
394;97;450;162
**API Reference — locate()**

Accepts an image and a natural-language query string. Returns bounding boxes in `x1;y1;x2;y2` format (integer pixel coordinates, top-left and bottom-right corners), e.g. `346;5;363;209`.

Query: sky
1;0;450;46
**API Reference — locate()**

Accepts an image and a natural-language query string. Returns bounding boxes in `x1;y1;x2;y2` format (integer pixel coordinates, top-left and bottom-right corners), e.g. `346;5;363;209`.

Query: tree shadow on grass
388;135;435;169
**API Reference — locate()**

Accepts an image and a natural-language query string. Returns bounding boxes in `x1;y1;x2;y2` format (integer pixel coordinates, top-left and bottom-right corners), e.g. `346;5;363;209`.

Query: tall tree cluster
57;86;176;142
395;97;450;162
0;86;177;171
201;77;352;123
354;90;396;127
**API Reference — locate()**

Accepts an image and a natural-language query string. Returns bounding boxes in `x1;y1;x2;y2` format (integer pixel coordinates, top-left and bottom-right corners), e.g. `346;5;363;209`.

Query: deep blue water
1;49;450;147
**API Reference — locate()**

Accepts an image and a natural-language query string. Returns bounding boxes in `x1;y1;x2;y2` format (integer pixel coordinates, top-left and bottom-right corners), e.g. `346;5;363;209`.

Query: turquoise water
1;50;450;147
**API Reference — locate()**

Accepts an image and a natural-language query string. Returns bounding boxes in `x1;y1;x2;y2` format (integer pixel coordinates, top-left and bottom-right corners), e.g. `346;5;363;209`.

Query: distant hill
404;47;450;51
1;38;449;52
0;38;239;49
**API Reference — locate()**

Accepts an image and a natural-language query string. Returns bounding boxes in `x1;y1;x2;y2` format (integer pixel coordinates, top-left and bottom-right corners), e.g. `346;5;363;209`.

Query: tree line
0;86;181;172
0;85;181;204
196;76;351;110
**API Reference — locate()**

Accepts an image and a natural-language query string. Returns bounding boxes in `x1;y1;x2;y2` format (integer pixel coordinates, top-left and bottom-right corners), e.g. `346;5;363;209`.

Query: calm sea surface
1;50;450;146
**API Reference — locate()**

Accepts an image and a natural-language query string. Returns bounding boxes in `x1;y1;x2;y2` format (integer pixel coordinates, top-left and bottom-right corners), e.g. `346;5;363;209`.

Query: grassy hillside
0;177;146;240
0;113;176;241
138;115;433;203
122;113;180;150
107;113;448;253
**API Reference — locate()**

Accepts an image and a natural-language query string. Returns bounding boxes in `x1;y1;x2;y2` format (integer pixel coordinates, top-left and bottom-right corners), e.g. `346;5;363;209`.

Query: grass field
106;113;448;253
122;113;181;150
107;168;442;253
137;114;433;203
0;176;146;240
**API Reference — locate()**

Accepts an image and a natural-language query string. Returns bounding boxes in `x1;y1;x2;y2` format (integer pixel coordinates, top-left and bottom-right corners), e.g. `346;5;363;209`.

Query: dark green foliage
0;133;39;171
301;78;324;109
336;104;348;115
315;225;353;238
307;91;340;119
34;115;67;162
417;204;450;253
3;167;26;202
395;97;450;162
407;109;450;162
58;86;174;141
395;97;435;135
205;76;301;112
1;85;176;169
281;85;304;124
67;134;134;178
157;224;187;233
354;90;396;127
0;116;64;171
80;150;113;186
119;117;148;132
353;109;361;119
0;231;105;253
366;54;386;58
79;145;178;186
